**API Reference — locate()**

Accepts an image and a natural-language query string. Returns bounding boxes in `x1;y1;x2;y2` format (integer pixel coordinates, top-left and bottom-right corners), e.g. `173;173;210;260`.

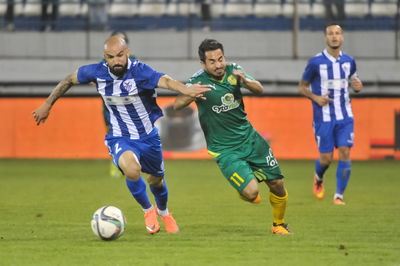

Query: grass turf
0;159;399;266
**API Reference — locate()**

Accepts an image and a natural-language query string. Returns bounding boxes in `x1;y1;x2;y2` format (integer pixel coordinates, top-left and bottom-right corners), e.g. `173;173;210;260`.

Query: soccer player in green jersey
174;39;291;234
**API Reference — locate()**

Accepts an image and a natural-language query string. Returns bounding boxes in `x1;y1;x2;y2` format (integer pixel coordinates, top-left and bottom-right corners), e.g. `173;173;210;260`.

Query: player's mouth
215;68;224;74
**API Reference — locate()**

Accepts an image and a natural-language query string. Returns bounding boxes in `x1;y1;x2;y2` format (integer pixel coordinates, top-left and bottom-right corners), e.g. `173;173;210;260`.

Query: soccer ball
91;206;126;241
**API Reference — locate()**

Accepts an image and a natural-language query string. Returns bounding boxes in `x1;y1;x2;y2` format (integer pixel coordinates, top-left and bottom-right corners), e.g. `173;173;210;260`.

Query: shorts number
115;143;122;154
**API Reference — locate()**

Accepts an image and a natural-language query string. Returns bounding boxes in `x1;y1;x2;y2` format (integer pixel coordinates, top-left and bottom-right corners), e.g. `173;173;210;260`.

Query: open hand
32;102;51;125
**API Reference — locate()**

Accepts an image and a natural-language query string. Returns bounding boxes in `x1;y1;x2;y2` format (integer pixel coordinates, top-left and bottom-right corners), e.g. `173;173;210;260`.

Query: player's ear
126;48;131;57
200;60;206;69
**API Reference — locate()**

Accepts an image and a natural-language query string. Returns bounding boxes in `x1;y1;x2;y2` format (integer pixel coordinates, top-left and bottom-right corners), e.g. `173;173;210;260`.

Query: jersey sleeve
186;77;196;87
302;59;316;83
77;64;98;84
349;58;357;79
233;63;255;80
134;62;165;89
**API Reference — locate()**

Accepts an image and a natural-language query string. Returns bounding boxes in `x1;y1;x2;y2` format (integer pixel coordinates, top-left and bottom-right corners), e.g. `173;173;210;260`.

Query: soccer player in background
174;39;291;235
298;24;363;205
32;35;210;234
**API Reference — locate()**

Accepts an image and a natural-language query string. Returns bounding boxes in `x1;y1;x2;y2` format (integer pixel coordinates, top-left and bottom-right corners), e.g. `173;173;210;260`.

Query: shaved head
104;36;127;53
104;36;130;77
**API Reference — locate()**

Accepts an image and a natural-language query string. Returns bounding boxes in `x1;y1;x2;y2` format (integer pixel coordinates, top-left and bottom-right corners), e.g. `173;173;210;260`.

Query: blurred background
0;0;399;160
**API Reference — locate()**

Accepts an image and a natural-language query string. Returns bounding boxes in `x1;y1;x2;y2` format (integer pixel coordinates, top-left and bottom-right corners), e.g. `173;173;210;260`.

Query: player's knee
266;179;286;197
147;175;164;187
123;165;141;181
241;187;259;202
338;147;350;161
319;151;334;165
320;156;333;166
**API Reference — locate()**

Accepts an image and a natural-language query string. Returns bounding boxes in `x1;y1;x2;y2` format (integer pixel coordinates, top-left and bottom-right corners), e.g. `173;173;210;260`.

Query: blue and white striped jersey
77;59;164;140
302;49;357;123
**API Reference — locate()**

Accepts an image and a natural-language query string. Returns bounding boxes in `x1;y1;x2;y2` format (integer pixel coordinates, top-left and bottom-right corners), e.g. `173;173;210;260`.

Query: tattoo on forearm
48;75;74;106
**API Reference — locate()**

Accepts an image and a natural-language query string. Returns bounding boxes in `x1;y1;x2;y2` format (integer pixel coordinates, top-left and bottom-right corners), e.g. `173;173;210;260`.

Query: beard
328;42;341;50
109;63;128;77
207;68;225;81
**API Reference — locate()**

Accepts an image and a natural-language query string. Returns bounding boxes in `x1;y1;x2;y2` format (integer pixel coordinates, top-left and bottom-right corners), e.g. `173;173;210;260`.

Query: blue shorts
105;129;165;177
313;119;354;153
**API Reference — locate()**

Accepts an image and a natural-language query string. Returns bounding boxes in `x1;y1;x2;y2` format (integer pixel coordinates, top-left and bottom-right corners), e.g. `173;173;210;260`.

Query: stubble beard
110;63;128;77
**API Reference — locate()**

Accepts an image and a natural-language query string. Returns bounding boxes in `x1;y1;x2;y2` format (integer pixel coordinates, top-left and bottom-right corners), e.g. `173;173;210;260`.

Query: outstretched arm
233;69;263;95
174;94;196;111
157;75;210;98
32;70;80;125
298;79;332;107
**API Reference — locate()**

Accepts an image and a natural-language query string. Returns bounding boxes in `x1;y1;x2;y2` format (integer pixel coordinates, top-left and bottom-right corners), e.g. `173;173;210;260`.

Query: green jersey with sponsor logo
186;63;257;153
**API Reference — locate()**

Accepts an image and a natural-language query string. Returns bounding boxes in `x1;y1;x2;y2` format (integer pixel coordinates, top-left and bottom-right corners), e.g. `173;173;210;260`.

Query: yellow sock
238;193;261;204
269;190;288;224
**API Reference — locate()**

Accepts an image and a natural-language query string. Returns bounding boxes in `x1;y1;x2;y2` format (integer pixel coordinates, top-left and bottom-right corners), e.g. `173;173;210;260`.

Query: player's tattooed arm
46;71;80;106
298;79;332;107
32;70;80;125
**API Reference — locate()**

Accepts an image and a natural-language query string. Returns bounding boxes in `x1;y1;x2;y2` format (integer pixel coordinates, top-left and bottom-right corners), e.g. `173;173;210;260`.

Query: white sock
334;193;343;200
143;205;154;213
157;208;169;217
315;173;323;182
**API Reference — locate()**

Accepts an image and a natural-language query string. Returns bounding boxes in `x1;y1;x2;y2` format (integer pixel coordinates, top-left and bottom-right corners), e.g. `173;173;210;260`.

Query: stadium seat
223;0;254;17
371;0;398;16
297;1;313;16
109;0;137;16
346;2;370;17
253;0;283;17
59;0;85;16
309;0;324;17
164;0;179;16
281;1;294;17
208;0;225;18
22;1;41;16
0;2;6;15
176;0;195;15
138;0;167;16
12;1;25;16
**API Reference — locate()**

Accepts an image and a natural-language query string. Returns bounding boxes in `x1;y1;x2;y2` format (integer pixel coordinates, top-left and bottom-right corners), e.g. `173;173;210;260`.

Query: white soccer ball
91;206;126;241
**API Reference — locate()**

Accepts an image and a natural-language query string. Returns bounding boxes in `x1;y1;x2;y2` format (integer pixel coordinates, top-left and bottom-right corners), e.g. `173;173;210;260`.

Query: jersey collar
209;72;226;83
323;48;343;63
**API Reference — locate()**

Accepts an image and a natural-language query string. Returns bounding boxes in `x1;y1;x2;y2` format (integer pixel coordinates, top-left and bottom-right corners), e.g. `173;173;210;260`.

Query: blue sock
126;177;152;209
315;159;329;179
336;160;351;195
150;180;168;211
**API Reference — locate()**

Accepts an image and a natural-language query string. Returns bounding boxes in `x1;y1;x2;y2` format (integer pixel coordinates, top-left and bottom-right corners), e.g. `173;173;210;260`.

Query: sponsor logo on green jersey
212;93;240;114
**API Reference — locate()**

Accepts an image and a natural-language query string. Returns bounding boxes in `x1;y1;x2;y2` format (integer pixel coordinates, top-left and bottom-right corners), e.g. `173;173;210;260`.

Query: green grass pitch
0;159;399;266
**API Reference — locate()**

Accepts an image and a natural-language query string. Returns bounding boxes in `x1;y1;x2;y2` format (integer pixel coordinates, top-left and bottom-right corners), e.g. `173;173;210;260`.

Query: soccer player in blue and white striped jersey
299;24;363;205
33;35;210;234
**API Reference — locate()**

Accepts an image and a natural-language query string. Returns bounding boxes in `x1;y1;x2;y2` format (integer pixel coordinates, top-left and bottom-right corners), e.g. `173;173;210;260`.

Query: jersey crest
227;74;237;86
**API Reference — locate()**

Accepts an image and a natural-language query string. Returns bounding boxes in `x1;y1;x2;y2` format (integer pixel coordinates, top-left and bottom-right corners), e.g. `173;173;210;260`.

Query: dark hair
324;23;343;35
198;39;224;62
110;30;129;44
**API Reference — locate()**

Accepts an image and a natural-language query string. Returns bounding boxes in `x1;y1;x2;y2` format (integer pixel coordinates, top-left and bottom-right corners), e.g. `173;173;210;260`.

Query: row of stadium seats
0;0;398;18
